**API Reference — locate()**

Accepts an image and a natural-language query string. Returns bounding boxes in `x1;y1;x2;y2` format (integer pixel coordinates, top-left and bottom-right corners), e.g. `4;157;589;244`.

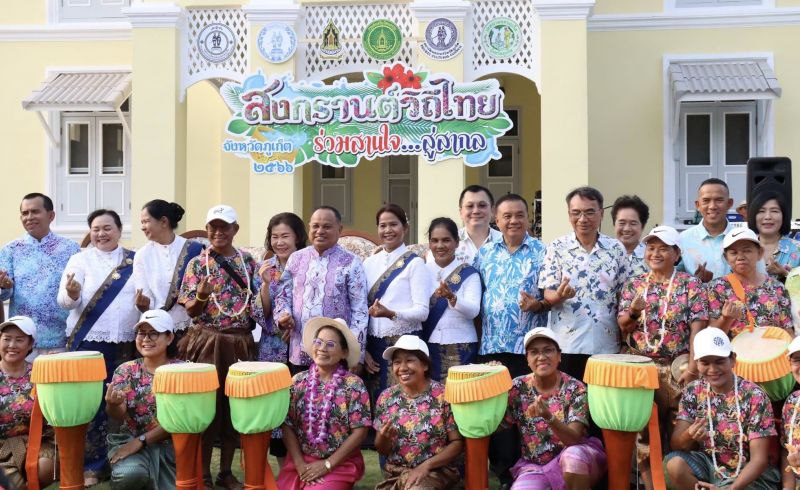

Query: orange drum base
172;433;205;490
54;425;88;490
602;429;637;490
465;436;490;490
240;432;277;490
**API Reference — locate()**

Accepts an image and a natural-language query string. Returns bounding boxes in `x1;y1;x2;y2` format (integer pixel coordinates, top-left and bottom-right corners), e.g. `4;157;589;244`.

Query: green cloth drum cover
155;392;217;434
229;388;290;435
450;393;508;439
37;381;103;427
760;373;796;402
587;385;654;432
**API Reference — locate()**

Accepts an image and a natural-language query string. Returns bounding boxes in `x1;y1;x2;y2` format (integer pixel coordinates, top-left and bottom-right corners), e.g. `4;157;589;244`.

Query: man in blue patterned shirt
475;193;547;488
0;193;80;356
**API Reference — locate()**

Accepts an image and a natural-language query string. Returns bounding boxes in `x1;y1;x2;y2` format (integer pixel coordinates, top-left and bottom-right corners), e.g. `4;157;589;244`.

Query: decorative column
532;0;595;242
124;2;186;242
409;0;470;244
243;0;303;245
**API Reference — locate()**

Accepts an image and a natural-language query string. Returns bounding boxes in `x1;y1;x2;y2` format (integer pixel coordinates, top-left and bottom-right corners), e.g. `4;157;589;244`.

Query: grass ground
44;448;502;489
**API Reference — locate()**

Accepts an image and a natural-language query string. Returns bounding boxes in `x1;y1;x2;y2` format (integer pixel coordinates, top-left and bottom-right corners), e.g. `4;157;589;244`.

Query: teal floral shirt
0;363;34;438
757;236;800;278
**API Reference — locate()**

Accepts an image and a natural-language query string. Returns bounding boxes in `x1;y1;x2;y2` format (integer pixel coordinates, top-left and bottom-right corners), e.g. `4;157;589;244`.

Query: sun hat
133;309;175;333
523;327;560;351
382;335;430;361
693;327;732;360
642;225;681;249
0;315;36;340
206;205;238;225
302;317;360;368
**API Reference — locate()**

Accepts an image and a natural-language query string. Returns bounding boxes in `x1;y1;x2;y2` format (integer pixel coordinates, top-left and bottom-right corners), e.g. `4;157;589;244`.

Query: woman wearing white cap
0;316;56;489
105;309;181;490
177;204;265;490
503;327;606;490
278;317;370;490
707;228;792;338
617;225;709;489
782;336;800;489
373;335;463;489
664;327;779;489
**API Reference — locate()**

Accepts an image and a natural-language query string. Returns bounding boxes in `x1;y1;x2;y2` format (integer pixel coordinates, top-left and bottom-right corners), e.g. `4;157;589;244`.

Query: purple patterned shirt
273;245;368;365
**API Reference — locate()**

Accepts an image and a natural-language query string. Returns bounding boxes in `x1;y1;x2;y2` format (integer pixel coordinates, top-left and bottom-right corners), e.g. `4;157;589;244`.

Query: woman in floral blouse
105;309;180;490
782;336;800;489
374;335;463;489
748;191;800;280
503;327;606;490
278;317;370;490
707;228;792;337
665;327;779;489
0;316;55;489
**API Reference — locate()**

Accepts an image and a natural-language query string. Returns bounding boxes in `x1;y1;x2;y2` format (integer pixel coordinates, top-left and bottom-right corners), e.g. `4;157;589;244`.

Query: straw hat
302;317;360;368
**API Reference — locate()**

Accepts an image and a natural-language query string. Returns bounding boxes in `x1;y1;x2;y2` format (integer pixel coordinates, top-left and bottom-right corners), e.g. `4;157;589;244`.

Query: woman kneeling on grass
278;317;371;490
374;335;463;489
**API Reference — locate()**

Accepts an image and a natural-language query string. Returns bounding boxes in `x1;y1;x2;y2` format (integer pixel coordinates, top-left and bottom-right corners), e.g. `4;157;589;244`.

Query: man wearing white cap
177;204;262;490
665;327;779;490
782;337;800;488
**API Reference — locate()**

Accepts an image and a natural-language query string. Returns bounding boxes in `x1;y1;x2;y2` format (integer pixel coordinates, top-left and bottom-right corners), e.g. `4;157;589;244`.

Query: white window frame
662;53;776;228
312;165;353;226
382;155;418;242
481;108;521;198
48;0;132;24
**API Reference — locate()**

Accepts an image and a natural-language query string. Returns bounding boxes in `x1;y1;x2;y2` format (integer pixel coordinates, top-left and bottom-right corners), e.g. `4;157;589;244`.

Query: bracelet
196;293;210;302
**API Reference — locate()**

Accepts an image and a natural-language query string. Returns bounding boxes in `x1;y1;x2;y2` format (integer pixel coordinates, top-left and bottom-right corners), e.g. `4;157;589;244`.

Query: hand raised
631;291;646;314
65;272;81;300
0;270;12;290
196;276;213;297
104;383;125;407
519;291;541;313
555;276;575;300
721;300;744;320
695;263;713;283
134;289;151;312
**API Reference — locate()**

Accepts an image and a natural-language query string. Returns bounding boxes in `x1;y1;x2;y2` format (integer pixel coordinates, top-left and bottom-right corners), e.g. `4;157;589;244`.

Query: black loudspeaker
746;157;792;219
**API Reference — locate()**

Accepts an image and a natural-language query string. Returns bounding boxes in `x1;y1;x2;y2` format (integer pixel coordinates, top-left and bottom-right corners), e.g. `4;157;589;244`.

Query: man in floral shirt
665;327;779;489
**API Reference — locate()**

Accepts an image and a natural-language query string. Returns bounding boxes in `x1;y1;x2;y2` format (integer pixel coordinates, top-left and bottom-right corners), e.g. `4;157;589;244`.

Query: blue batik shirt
677;221;734;279
0;232;80;349
475;234;547;355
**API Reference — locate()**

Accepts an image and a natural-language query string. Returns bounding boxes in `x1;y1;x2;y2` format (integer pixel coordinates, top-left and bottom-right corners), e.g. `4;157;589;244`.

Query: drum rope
204;248;252;318
705;374;744;479
640;270;676;351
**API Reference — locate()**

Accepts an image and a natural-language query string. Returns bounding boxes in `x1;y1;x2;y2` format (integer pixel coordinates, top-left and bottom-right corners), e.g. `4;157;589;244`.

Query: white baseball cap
0;315;36;340
206;204;238;225
523;327;560;350
382;335;430;360
722;228;760;250
134;309;175;333
788;336;800;357
693;327;732;360
643;225;681;249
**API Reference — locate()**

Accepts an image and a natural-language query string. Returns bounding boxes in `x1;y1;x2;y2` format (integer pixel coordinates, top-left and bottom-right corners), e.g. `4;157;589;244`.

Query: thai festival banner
220;63;513;174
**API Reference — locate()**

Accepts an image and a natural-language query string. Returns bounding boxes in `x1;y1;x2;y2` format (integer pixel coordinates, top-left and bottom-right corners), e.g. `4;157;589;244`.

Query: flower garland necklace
705;374;744;479
204;248;252;318
304;363;346;445
639;269;677;351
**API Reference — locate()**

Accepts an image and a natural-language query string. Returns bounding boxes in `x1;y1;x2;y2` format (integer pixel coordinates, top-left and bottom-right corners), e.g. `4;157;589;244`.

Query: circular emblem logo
363;19;403;61
197;23;236;64
421;18;462;61
481;17;521;59
257;23;297;64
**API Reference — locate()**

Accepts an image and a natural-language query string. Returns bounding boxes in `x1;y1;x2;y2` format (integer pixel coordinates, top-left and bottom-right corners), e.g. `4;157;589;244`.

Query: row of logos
196;17;523;65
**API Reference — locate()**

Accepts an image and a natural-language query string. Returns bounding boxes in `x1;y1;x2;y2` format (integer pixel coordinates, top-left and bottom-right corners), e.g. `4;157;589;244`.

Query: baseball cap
642;225;681;249
134;309;175;333
382;335;430;361
693;327;732;360
722;228;760;250
206;205;238;225
0;315;36;340
788;336;800;357
523;327;560;351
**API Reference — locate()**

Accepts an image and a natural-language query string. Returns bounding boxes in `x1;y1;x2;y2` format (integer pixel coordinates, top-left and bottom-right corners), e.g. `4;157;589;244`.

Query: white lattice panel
468;0;536;82
302;3;414;79
184;9;248;93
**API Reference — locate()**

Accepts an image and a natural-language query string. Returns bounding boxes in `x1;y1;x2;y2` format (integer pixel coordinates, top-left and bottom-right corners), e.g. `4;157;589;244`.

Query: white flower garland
639;269;677;351
705;375;744;479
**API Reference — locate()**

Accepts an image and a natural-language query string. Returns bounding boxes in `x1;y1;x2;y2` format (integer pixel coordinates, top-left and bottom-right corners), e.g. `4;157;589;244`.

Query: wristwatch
324;460;332;472
138;434;148;447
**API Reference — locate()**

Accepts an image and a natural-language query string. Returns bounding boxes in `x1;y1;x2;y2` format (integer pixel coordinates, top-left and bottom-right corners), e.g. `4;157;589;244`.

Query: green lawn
44;448;501;489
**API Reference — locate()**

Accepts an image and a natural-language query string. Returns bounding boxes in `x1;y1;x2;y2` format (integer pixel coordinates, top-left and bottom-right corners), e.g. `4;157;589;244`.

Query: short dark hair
87;209;122;230
142;199;185;229
375;203;409;226
21;193;54;212
748;191;790;236
495;193;528;212
699;178;730;193
265;212;308;252
313;205;342;223
611;195;650;227
391;348;432;379
566;186;604;208
427;217;459;241
459;185;495;207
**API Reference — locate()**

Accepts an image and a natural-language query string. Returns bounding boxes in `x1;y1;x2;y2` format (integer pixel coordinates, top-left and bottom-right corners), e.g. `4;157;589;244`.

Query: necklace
204;249;252;318
639;269;677;350
304;364;346;445
706;375;744;479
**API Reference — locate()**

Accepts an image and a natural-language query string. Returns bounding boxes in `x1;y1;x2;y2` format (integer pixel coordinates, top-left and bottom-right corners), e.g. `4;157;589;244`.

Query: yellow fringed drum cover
731;326;792;382
444;364;512;404
224;361;292;398
584;354;659;389
153;363;219;394
31;351;107;383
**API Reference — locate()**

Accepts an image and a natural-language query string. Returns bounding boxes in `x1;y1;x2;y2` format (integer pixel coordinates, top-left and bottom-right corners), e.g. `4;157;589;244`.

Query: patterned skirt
428;342;478;382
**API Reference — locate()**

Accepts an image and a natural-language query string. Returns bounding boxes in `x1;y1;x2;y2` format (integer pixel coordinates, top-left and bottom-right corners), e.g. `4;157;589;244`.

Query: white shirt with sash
363;244;433;338
424;259;480;344
132;236;192;331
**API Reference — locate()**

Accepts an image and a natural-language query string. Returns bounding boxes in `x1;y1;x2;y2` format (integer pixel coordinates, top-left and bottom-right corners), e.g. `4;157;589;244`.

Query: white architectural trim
661;52;776;228
243;0;302;23
408;0;471;21
122;2;182;29
589;7;800;31
663;0;775;12
532;0;595;20
0;23;131;42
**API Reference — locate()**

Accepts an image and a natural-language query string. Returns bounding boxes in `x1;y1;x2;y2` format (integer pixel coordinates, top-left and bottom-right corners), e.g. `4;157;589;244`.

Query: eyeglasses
569;209;599;220
312;338;340;350
527;347;558;358
135;331;162;341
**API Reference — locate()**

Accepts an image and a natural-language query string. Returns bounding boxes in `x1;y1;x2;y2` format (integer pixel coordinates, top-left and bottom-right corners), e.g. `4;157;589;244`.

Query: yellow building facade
0;0;798;247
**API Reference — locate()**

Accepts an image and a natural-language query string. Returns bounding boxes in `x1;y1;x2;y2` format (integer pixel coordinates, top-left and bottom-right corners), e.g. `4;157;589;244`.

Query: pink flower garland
304;363;346;445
